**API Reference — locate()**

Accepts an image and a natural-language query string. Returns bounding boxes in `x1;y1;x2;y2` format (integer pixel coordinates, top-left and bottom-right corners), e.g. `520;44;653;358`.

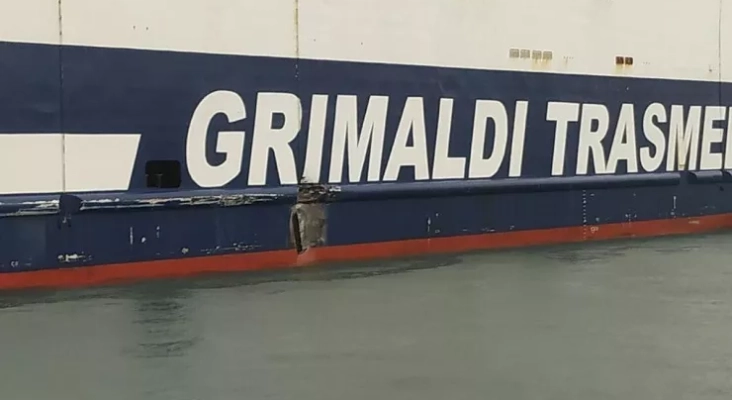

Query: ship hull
2;0;732;289
2;213;732;290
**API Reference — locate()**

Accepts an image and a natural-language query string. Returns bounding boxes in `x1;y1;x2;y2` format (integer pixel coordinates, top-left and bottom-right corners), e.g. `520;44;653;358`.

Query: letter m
666;105;701;171
328;95;389;183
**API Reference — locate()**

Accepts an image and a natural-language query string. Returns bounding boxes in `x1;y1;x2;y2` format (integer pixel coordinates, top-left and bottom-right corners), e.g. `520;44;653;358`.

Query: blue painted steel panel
0;41;730;275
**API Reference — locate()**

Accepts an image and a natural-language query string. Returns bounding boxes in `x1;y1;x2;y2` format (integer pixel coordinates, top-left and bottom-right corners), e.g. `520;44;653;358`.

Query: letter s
186;90;246;188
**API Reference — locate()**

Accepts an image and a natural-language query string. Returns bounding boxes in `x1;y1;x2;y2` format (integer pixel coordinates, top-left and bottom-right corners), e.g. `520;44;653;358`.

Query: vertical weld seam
294;0;303;184
719;0;723;107
582;190;588;240
294;0;300;76
58;0;67;192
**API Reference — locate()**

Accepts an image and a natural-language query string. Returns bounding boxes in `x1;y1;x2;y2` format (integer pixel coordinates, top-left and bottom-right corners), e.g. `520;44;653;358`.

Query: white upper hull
0;0;725;82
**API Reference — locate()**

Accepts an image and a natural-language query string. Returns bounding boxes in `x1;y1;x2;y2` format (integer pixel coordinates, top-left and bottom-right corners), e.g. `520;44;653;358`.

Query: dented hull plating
2;0;732;288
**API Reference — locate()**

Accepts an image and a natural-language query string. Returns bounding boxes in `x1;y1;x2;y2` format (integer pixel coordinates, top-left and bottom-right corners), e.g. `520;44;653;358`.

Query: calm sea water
2;233;732;400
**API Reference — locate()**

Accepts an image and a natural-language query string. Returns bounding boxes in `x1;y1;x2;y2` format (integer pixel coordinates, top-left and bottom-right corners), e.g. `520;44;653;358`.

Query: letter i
508;101;529;177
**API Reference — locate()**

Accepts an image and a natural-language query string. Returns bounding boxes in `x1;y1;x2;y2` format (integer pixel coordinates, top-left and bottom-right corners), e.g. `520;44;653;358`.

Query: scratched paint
57;254;90;264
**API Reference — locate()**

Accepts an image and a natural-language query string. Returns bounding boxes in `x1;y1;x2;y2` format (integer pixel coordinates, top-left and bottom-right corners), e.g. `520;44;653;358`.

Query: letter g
186;90;246;188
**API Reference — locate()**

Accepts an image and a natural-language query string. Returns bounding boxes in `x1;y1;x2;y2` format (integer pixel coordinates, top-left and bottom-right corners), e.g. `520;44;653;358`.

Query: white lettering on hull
185;91;732;188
